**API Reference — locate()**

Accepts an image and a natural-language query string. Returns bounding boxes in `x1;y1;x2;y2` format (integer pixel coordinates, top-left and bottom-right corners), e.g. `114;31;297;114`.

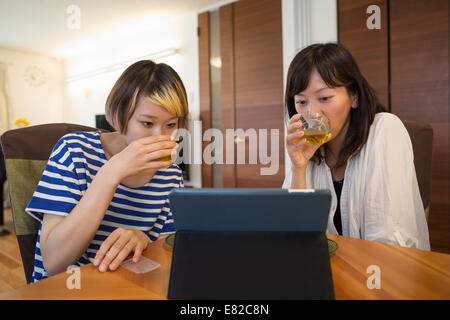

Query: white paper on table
120;256;161;274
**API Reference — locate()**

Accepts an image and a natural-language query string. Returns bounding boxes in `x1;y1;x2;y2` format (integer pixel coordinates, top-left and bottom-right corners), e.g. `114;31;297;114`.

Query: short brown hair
285;43;386;168
105;60;188;133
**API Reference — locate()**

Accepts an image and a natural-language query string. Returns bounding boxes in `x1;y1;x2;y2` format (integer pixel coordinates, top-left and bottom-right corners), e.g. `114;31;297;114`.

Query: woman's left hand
93;228;150;272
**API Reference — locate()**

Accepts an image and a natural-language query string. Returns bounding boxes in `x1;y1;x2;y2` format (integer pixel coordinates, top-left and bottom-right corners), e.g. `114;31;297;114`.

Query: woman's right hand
286;114;331;169
105;135;178;183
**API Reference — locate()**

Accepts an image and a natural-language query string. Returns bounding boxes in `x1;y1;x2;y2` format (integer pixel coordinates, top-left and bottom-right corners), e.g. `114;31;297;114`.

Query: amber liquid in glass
294;129;329;145
156;156;172;161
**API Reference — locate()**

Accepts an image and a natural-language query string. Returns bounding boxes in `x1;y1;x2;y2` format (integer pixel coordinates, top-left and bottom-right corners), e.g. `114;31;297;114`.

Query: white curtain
0;63;11;135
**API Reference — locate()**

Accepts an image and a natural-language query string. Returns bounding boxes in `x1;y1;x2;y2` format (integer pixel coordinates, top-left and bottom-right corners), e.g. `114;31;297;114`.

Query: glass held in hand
155;136;181;162
156;155;172;161
294;112;330;146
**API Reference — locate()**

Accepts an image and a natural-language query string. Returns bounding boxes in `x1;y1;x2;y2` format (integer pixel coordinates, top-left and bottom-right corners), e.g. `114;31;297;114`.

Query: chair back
0;144;6;229
0;123;102;283
0;143;5;181
402;120;433;221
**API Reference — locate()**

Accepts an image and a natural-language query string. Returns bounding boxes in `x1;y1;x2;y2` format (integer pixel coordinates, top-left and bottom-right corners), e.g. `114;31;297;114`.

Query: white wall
0;48;66;129
282;0;337;91
310;0;338;44
282;0;337;177
64;12;201;187
65;12;200;126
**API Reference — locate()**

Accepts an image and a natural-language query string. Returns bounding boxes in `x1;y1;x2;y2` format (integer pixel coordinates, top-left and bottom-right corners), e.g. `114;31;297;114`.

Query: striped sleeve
25;137;82;221
145;198;174;242
145;168;183;241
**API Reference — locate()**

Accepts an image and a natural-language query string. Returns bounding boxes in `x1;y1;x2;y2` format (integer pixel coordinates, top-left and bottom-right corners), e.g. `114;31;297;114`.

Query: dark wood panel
234;3;284;108
428;122;450;254
390;0;449;253
338;0;389;109
198;12;212;188
220;4;237;188
390;0;449;122
233;0;284;187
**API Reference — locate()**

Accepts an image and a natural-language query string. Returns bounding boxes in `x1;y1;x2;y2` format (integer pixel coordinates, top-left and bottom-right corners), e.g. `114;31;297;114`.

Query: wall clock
23;66;47;88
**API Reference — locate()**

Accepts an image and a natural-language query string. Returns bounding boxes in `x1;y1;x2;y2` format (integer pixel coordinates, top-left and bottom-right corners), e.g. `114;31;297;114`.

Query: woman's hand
93;228;150;272
286;113;332;169
105;135;178;184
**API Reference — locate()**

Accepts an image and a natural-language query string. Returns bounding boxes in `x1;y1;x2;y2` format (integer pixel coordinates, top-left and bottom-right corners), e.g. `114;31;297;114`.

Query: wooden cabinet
338;0;449;253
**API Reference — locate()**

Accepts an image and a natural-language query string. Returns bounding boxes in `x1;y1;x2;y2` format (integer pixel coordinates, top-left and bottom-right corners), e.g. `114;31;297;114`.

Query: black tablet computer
167;188;334;300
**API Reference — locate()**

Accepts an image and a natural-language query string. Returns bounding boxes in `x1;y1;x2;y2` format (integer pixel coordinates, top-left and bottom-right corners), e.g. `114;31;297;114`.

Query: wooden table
1;234;449;300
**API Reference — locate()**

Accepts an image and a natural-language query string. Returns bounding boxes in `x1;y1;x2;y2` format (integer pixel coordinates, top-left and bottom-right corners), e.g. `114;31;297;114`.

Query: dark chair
0;123;103;283
0;143;9;236
402;120;434;222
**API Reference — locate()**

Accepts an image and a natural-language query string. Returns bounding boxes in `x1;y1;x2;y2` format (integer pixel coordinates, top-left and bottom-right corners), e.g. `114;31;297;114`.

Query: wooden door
220;0;285;188
220;4;237;188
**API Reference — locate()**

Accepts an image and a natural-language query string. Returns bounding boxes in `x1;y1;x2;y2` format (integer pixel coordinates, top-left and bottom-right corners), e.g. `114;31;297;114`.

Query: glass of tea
156;136;181;162
295;112;330;145
156;155;172;162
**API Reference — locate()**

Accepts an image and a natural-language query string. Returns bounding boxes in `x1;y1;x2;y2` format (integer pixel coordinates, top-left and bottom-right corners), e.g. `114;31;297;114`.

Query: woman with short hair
26;61;188;282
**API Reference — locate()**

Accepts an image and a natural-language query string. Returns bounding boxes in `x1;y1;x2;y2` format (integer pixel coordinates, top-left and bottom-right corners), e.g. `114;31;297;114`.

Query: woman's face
294;68;357;144
122;95;180;145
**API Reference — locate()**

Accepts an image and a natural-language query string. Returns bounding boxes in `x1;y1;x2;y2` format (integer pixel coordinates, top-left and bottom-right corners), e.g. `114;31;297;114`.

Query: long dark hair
285;43;386;168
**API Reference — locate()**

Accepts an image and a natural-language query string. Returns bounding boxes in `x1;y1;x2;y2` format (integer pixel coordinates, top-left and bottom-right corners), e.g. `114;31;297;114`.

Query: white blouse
283;112;430;250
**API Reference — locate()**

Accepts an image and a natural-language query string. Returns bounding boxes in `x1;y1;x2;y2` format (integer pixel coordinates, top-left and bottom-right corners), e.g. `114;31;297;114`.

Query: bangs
146;81;188;118
142;64;188;118
315;61;351;89
286;60;313;98
287;51;350;99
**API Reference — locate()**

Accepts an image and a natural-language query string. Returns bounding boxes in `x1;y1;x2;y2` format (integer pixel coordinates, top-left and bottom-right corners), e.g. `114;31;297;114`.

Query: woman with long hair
284;43;429;250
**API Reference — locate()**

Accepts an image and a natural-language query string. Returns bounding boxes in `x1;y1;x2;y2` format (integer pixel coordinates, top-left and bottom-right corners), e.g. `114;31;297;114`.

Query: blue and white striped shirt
25;131;183;283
